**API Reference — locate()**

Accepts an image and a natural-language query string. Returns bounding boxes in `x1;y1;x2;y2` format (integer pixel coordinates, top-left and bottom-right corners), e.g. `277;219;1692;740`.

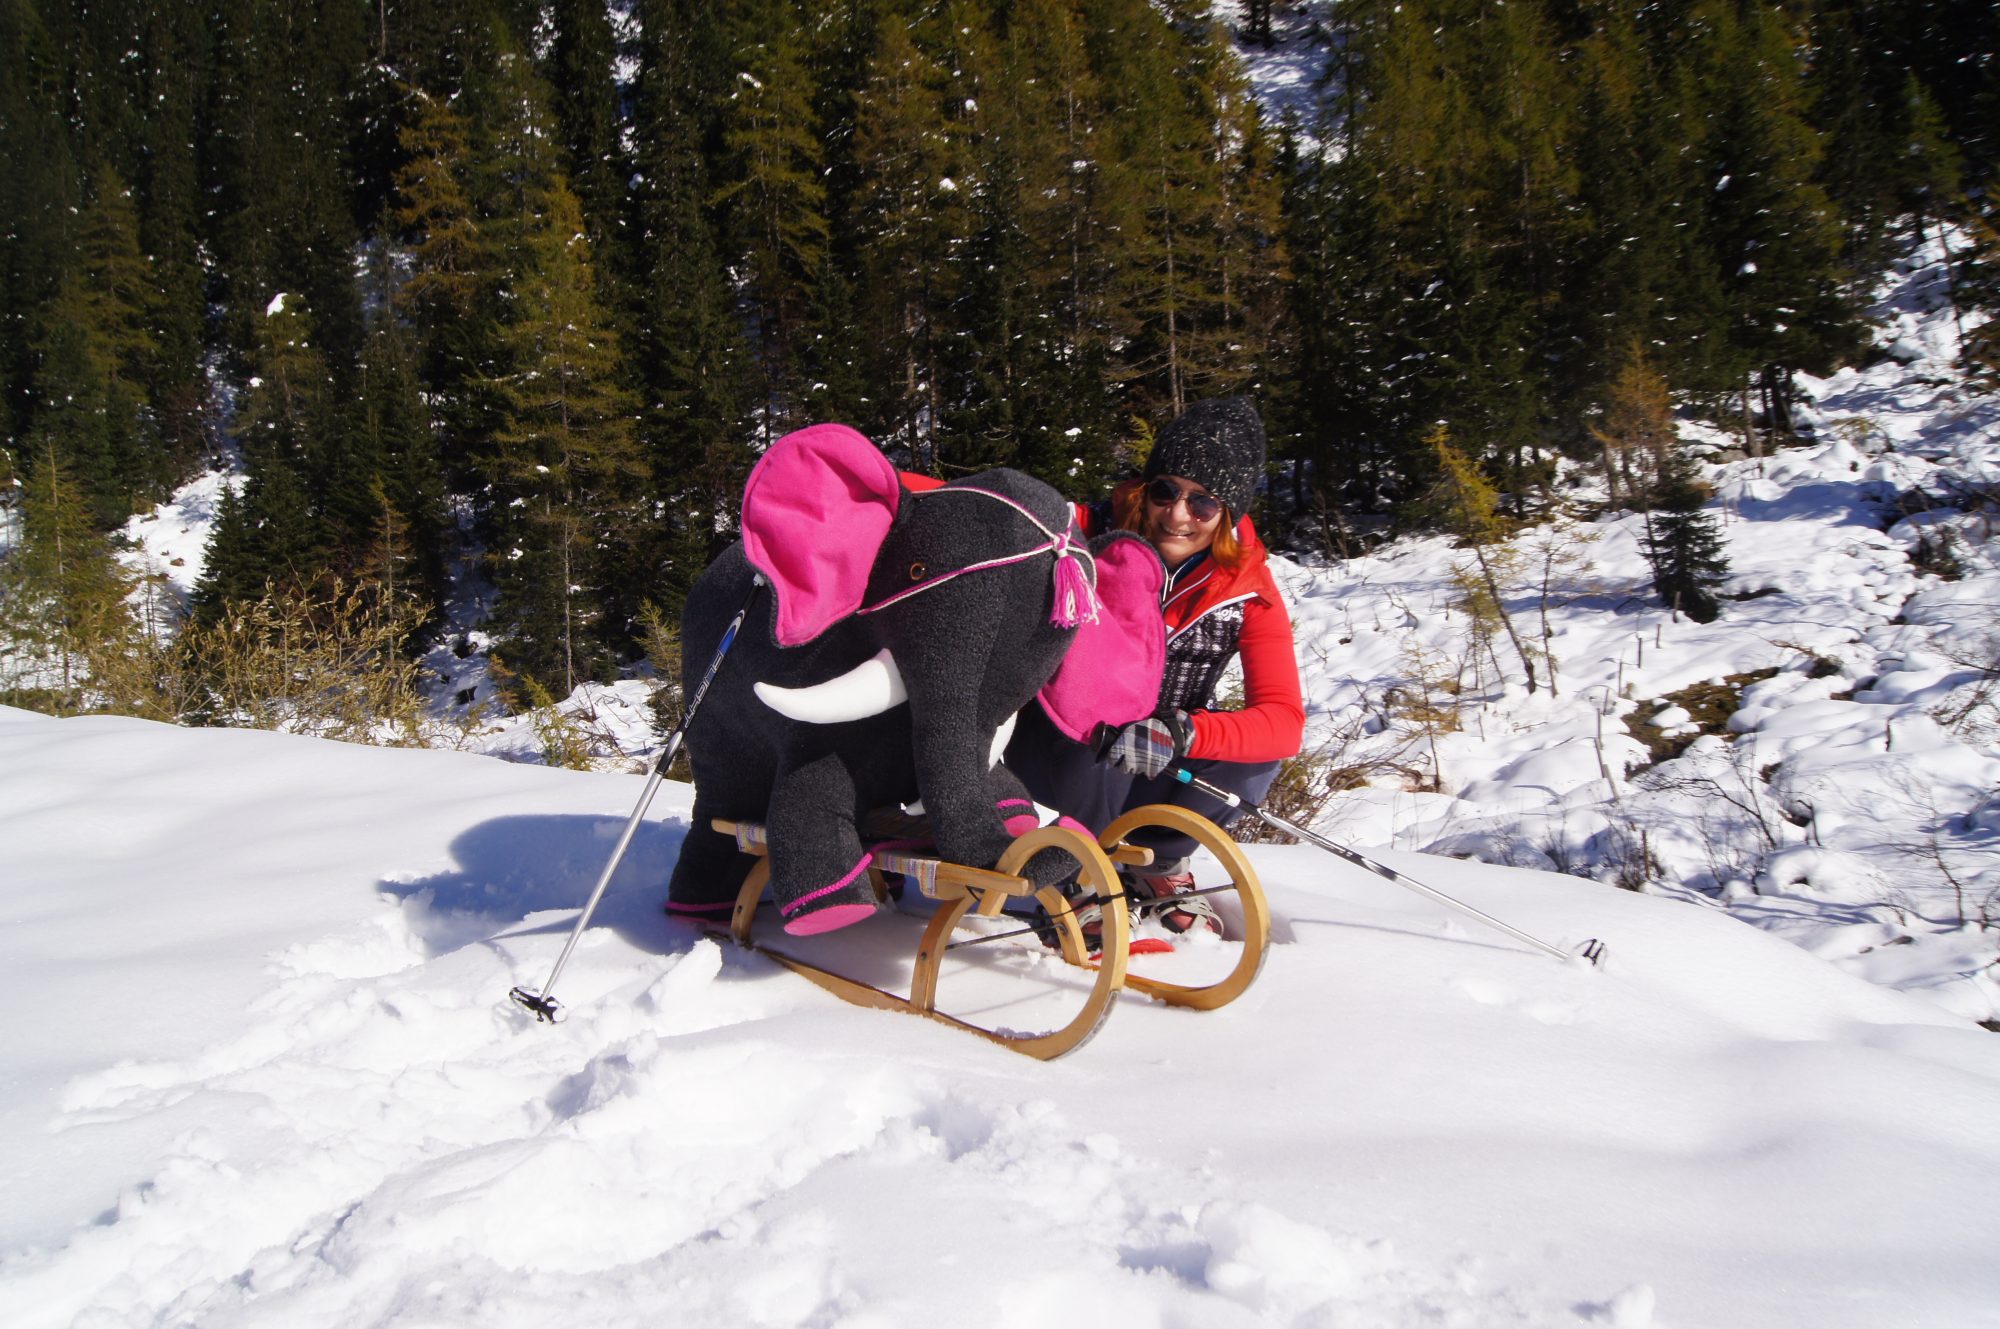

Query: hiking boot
1031;880;1105;954
1128;866;1222;939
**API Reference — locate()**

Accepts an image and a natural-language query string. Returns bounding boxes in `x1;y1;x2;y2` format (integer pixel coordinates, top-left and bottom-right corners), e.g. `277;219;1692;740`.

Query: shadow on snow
377;812;694;961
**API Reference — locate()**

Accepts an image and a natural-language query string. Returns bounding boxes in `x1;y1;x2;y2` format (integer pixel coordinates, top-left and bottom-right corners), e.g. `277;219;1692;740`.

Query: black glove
1094;710;1193;780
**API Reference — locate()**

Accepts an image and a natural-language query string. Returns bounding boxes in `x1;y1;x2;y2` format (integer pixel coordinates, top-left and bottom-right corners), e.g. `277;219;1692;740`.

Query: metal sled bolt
509;580;762;1023
1171;768;1606;969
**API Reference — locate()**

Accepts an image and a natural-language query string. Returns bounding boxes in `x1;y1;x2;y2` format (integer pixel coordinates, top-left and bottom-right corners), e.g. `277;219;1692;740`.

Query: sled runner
707;805;1271;1060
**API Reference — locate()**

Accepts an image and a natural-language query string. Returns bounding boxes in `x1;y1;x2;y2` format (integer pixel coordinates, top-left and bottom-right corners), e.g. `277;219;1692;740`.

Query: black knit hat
1143;396;1266;517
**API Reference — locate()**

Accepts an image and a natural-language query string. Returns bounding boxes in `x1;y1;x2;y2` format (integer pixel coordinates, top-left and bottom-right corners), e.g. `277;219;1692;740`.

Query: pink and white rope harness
853;486;1102;628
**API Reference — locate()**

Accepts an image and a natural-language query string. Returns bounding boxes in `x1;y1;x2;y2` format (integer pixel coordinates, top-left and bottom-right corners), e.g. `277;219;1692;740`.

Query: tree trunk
1472;545;1537;694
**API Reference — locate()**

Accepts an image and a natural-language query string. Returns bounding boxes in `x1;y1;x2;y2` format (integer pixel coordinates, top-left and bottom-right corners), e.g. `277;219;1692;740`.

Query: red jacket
1087;483;1305;765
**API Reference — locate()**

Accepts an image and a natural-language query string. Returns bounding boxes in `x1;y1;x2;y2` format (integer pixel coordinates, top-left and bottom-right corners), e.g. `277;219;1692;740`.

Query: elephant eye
908;561;927;581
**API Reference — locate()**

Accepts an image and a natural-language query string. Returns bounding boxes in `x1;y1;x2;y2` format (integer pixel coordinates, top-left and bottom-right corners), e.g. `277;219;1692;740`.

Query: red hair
1113;482;1244;570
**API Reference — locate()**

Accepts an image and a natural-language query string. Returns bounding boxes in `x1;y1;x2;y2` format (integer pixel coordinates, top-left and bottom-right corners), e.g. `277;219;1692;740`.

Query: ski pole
1170;768;1606;968
509;578;762;1022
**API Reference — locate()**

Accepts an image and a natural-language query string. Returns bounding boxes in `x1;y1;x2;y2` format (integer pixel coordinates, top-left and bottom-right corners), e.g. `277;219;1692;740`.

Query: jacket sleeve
1184;589;1305;765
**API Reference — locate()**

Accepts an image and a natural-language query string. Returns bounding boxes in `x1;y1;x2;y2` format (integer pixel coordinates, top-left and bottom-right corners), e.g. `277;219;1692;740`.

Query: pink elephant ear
741;423;901;647
1037;532;1165;742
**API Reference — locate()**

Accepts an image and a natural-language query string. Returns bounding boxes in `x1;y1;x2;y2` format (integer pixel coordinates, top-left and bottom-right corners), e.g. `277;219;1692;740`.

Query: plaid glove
1094;710;1193;779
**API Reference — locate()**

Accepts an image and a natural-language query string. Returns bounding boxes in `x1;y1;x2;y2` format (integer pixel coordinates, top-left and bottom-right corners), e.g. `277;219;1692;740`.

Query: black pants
1003;704;1280;870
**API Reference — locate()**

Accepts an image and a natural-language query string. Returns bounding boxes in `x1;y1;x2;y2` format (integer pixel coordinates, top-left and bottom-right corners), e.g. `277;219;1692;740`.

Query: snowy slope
1264;233;2000;1026
5;706;1998;1329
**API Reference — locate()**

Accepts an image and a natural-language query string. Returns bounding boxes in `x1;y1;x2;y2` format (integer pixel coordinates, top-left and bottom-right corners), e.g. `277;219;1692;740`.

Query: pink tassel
1049;550;1097;627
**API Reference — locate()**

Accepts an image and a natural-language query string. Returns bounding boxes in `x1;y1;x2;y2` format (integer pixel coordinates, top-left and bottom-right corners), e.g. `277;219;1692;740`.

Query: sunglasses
1145;477;1223;523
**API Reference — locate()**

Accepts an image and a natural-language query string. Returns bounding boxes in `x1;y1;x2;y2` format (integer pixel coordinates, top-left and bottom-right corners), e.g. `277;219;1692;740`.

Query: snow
118;467;243;608
5;704;2000;1328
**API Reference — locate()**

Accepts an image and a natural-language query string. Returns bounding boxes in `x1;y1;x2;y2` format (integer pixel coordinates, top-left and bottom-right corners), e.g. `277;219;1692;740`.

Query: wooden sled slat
703;805;1268;1056
1091;804;1271;1012
713;821;1130;1060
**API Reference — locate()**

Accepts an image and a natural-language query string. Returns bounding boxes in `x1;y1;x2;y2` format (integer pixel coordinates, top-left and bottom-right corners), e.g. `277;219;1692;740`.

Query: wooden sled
709;805;1271;1060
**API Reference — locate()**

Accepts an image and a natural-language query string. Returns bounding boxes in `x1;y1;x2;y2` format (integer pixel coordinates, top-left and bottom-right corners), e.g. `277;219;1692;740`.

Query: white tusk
755;647;909;724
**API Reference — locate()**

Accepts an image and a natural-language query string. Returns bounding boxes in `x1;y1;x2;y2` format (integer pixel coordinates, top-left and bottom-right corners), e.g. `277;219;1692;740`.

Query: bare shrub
520;676;601;770
174;579;439;745
1632;740;1790;890
1233;714;1424;845
1388;637;1468;791
637;601;692;781
1927;620;2000;738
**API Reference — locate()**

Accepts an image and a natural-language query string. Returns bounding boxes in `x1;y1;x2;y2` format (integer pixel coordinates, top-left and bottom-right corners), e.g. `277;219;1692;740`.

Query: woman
1006;396;1306;941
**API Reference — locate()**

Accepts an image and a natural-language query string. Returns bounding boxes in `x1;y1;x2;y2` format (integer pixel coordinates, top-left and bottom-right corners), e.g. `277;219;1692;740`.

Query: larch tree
391;82;490;483
28;166;165;529
0;444;138;710
1427;424;1539;695
483;177;643;696
1590;340;1680;511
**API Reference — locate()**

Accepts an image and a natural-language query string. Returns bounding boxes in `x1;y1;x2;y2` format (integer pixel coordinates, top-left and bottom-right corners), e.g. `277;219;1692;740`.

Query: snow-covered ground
5;705;2000;1328
1270;234;2000;1027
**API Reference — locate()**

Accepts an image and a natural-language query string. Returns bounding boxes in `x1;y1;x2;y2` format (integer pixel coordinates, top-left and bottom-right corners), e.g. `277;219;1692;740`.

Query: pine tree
712;1;830;433
1689;0;1854;452
191;478;261;616
1953;183;2000;383
1284;111;1402;514
207;0;368;373
125;2;211;476
350;313;451;615
0;0;83;471
968;0;1123;488
1642;446;1729;624
1091;0;1235;420
1560;11;1715;430
542;0;627;245
1305;0;1488;500
628;0;757;610
1171;4;1288;412
847;11;982;470
193;292;341;614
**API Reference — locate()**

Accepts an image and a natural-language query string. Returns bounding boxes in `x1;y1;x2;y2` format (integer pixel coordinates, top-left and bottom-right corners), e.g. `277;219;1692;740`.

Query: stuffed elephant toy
665;422;1166;936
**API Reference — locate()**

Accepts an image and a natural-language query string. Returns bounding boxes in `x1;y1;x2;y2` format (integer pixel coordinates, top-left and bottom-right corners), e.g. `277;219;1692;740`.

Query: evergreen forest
3;0;1997;714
